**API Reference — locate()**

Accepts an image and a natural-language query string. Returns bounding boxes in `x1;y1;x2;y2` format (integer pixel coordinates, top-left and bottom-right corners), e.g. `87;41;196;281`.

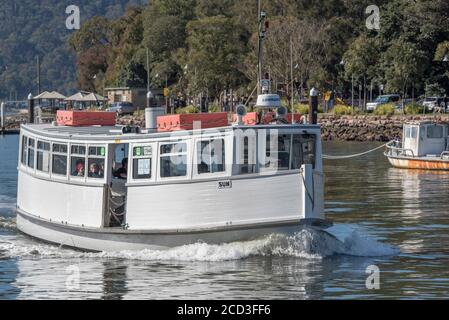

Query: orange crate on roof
157;113;229;132
56;111;116;127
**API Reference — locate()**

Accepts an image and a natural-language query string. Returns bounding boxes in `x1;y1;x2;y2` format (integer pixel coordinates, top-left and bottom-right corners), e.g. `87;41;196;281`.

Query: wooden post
28;94;34;124
1;102;5;131
309;88;318;125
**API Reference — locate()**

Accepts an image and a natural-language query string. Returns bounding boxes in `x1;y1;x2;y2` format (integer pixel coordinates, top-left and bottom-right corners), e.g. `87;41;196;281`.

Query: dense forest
2;0;449;103
0;0;147;100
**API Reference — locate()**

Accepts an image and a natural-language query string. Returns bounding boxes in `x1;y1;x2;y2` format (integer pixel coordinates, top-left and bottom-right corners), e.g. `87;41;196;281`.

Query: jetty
0;128;19;135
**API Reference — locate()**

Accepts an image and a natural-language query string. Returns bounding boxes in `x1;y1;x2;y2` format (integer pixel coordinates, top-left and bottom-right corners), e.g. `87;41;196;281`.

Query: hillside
0;0;147;100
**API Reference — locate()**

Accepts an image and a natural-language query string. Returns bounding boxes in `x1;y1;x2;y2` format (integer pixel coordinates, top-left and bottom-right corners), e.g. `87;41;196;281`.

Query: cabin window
70;145;86;177
88;146;106;179
21;136;27;166
262;133;316;171
132;146;152;180
27;138;35;169
36;141;50;173
52;143;68;176
197;139;225;174
405;127;418;139
235;134;256;174
265;134;291;170
160;142;187;178
427;125;444;139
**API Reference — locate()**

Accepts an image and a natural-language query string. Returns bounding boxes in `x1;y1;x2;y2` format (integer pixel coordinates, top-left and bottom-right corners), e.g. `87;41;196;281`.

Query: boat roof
21;123;321;142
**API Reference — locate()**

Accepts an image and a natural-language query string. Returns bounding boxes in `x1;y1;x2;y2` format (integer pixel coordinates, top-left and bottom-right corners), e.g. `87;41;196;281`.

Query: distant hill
0;0;147;100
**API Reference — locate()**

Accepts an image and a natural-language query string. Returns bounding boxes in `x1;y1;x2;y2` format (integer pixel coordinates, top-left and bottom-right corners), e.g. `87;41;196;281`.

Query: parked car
422;97;446;112
366;94;401;112
107;102;138;115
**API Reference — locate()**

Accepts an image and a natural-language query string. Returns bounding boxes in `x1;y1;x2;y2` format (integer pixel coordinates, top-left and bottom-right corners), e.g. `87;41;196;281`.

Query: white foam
326;224;400;257
0;216;16;230
0;225;399;261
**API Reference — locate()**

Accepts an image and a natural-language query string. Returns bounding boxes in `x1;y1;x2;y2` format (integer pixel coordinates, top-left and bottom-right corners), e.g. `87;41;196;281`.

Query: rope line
322;142;390;160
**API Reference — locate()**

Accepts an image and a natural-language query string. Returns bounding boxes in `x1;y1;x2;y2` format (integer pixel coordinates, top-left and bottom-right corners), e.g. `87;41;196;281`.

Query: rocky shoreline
319;114;449;142
3;112;449;142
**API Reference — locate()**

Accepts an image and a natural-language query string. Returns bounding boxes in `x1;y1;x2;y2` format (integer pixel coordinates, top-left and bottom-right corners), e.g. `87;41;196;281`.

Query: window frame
266;133;292;171
426;125;444;140
193;137;228;178
27;137;36;170
20;135;28;167
36;140;51;176
69;144;87;182
259;130;318;173
86;145;107;182
129;143;156;183
157;141;191;181
234;130;257;175
51;142;69;179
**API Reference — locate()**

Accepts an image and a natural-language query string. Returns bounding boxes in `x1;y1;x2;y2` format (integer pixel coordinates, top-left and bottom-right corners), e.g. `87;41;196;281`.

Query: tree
246;16;329;100
382;39;427;99
343;35;380;103
195;0;235;18
185;16;248;99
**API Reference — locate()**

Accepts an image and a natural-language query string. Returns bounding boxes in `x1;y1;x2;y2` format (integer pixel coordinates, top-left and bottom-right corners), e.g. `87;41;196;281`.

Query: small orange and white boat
385;121;449;170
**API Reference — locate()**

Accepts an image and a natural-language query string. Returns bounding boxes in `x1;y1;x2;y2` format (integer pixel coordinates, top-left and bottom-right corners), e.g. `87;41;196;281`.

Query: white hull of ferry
16;209;326;252
16;169;326;252
17;122;326;252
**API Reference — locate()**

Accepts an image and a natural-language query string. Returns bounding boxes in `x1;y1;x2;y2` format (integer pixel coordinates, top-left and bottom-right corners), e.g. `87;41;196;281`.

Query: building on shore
105;87;165;108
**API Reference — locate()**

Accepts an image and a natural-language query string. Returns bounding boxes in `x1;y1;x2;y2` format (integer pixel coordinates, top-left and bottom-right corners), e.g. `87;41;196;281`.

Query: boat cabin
17;118;324;234
402;121;449;157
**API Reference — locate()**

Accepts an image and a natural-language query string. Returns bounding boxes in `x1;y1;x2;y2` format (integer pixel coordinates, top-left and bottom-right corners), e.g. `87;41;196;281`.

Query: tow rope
322;142;391;160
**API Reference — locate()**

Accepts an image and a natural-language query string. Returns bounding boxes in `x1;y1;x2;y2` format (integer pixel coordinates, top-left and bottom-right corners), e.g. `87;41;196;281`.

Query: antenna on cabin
236;104;247;125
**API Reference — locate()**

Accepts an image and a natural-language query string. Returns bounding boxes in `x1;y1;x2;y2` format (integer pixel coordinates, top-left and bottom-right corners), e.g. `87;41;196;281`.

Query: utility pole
290;36;294;123
257;0;267;96
146;48;150;92
165;74;169;114
37;56;41;95
351;75;354;113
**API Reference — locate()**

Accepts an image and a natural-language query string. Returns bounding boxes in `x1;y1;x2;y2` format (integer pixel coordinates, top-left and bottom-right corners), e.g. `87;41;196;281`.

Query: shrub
208;104;220;113
292;103;324;115
334;105;353;115
176;105;199;114
405;102;425;114
293;104;310;114
373;103;395;116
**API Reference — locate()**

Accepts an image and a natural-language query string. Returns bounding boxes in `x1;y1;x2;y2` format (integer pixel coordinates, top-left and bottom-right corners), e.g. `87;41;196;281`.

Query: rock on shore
319;114;449;142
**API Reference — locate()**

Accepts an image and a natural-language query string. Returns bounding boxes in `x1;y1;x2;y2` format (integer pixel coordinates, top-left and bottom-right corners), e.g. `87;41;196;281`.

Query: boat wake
0;224;399;261
0;216;16;230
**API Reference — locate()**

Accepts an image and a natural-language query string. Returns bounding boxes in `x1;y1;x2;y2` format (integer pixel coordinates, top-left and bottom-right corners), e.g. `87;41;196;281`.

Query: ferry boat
15;95;329;251
385;121;449;170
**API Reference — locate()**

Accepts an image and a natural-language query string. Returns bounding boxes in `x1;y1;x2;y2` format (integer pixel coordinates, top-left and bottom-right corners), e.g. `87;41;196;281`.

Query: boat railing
385;140;415;158
440;151;449;159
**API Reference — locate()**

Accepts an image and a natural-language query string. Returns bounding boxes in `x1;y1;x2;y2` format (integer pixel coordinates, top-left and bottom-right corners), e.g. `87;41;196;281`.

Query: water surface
1;135;449;299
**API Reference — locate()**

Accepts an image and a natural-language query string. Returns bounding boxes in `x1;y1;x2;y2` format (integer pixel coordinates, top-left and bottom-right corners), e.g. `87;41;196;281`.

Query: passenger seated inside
72;160;85;177
114;158;128;180
198;161;209;174
88;163;101;178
